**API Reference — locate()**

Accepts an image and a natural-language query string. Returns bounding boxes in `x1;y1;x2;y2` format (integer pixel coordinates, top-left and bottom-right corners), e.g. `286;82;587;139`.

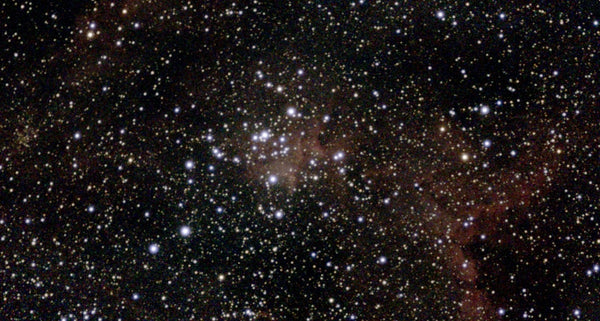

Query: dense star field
1;1;599;320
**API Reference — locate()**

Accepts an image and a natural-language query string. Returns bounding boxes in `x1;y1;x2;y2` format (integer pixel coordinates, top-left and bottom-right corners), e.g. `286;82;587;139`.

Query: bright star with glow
148;243;159;254
185;160;194;170
179;225;191;237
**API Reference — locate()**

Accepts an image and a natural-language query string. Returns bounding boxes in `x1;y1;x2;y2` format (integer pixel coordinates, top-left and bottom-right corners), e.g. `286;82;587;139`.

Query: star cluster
1;1;599;320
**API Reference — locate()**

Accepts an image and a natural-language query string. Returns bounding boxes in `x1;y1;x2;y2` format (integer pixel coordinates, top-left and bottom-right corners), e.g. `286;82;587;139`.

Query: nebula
1;1;599;320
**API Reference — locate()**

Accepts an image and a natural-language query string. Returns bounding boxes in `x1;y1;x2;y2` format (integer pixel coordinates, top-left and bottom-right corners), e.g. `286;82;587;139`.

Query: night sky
1;1;600;320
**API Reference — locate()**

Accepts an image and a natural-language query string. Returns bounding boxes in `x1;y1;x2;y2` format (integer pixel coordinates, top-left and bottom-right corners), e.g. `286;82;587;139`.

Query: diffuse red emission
238;116;351;192
358;116;564;320
419;125;563;320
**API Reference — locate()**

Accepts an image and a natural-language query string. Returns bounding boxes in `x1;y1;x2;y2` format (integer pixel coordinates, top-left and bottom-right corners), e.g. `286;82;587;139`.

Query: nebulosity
1;1;599;320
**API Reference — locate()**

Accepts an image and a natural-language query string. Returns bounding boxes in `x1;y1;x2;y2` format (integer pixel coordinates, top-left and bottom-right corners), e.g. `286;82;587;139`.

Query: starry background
1;1;599;320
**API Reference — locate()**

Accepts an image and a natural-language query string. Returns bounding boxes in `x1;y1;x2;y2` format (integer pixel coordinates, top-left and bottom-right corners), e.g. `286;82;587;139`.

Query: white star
274;210;284;219
259;130;270;141
179;225;191;237
268;175;278;184
286;107;297;117
185;160;194;170
333;151;345;161
148;243;159;254
480;105;490;115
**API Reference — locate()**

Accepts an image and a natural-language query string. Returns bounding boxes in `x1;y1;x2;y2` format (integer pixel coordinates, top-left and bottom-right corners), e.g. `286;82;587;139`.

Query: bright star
179;225;191;237
148;243;159;254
